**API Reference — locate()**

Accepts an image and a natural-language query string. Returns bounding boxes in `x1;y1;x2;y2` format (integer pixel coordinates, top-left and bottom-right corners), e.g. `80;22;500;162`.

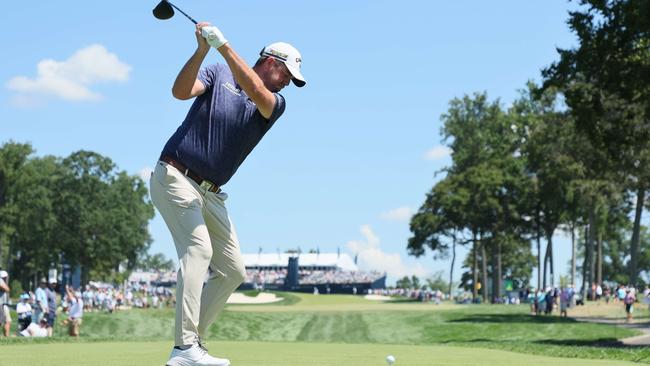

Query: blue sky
1;1;582;285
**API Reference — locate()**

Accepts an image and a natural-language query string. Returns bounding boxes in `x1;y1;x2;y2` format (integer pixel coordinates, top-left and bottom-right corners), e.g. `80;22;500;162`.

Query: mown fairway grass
0;340;642;366
2;292;650;365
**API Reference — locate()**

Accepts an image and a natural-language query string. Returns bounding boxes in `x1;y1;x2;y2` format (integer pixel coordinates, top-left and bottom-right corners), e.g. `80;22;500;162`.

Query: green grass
2;292;650;365
0;340;641;366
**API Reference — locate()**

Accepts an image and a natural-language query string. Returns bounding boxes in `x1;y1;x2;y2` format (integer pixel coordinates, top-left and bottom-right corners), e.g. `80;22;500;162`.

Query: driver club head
153;0;174;20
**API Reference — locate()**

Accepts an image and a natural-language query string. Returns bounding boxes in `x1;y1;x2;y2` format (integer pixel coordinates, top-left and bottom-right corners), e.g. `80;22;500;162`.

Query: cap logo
266;49;288;61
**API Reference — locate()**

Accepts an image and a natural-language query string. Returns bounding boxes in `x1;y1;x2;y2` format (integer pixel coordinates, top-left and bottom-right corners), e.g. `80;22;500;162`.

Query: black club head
153;0;174;20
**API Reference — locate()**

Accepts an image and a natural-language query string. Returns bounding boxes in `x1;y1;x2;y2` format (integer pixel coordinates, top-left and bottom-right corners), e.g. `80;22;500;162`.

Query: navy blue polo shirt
161;63;286;187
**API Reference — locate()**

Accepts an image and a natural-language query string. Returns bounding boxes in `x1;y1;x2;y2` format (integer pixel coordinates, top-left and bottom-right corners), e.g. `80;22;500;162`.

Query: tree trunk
449;236;456;297
543;240;549;289
630;186;645;286
536;209;541;291
481;239;488;303
82;266;89;288
472;232;478;301
596;233;603;285
583;205;596;301
496;241;502;302
548;232;554;288
571;223;576;287
588;209;596;298
580;224;589;299
491;243;498;303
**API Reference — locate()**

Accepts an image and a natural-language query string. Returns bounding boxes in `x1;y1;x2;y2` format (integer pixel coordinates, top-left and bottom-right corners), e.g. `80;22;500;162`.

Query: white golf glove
201;26;228;49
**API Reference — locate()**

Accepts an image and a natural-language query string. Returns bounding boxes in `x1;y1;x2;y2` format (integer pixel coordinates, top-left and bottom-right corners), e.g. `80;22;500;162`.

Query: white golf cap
49;277;57;284
0;270;7;278
260;42;306;87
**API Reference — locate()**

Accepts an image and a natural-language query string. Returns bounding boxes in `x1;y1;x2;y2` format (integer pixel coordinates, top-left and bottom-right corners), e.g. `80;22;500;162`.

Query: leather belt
160;155;221;193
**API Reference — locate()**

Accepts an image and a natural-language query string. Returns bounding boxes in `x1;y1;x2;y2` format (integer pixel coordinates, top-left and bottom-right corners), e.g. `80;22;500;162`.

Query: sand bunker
227;292;284;304
364;294;392;301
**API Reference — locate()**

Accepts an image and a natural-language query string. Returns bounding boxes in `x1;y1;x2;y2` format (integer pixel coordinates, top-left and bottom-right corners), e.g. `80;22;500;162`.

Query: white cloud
424;145;451;161
139;166;153;182
6;44;131;102
346;225;428;280
380;206;413;222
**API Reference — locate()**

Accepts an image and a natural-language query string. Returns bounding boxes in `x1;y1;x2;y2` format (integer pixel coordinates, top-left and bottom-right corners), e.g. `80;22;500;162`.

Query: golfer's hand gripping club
201;25;228;49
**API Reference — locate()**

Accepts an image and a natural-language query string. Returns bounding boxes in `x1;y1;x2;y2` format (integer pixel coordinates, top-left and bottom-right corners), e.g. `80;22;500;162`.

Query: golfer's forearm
218;44;274;116
172;48;209;100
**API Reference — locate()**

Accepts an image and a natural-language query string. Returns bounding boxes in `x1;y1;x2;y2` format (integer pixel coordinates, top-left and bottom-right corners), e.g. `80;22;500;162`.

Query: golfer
150;21;305;366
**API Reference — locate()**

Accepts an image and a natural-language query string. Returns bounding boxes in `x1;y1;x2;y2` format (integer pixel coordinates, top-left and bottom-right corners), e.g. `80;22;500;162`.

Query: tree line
0;141;155;290
408;0;650;302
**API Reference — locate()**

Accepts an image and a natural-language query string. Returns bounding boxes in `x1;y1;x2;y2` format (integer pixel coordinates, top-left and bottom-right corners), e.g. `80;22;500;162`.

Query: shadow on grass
384;298;421;304
535;338;625;347
449;313;579;324
440;337;640;349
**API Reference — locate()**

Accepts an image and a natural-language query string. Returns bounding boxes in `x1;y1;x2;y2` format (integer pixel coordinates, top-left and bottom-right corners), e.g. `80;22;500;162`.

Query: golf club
153;0;197;25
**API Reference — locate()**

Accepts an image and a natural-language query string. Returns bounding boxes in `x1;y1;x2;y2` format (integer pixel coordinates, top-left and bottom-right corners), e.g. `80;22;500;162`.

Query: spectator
560;287;570;317
16;293;33;333
19;318;49;338
544;288;554;314
527;288;536;315
82;286;94;312
0;270;11;337
65;285;83;337
45;278;58;336
595;283;603;302
617;284;626;303
535;289;546;315
624;288;636;323
34;278;47;323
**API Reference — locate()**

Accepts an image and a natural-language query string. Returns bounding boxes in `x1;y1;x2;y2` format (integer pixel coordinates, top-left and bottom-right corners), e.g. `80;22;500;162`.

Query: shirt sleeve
267;93;286;124
197;64;222;90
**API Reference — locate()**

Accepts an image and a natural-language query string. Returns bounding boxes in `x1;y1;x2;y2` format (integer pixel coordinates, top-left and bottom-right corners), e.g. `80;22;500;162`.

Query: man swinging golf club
150;20;305;366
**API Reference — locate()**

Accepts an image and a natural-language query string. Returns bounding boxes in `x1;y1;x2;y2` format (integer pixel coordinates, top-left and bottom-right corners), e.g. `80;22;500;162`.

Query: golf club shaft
168;1;197;24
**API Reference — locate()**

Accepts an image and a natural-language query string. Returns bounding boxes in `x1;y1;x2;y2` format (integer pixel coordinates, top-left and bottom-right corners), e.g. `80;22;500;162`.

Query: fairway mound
227;292;284;304
364;294;392;301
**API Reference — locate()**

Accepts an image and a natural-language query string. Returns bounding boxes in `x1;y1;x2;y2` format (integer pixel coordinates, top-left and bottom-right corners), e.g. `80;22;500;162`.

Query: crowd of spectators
0;269;176;338
367;287;449;304
244;269;384;288
299;270;384;285
245;269;287;287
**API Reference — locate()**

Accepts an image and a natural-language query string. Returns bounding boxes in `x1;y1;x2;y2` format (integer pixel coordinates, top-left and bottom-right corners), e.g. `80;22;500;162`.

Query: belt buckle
200;180;215;192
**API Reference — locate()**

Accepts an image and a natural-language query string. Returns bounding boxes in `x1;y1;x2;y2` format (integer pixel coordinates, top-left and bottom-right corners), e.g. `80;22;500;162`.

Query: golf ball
386;355;396;365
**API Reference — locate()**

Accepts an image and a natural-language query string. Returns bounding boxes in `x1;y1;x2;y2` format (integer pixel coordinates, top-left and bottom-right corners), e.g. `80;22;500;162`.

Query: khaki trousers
150;161;246;346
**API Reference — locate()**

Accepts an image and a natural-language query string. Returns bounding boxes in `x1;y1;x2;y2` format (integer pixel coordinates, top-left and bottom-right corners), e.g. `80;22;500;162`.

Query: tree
543;0;650;285
413;92;533;303
426;271;449;292
396;276;412;289
515;84;585;289
409;174;469;296
55;151;154;283
0;145;155;287
139;252;175;272
0;141;34;271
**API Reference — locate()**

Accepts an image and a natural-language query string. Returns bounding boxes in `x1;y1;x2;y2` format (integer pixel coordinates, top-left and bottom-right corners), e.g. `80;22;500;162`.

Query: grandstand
240;252;386;294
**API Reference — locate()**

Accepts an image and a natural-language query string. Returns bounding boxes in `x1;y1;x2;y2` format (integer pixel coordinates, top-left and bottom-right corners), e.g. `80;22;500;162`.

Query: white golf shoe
165;342;230;366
